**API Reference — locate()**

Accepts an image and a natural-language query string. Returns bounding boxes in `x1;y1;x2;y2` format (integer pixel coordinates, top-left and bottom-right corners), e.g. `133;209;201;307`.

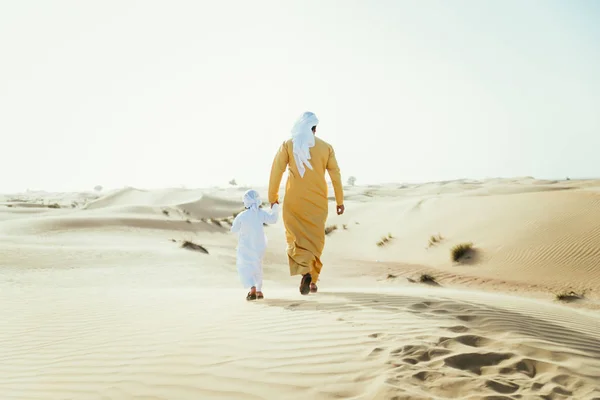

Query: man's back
273;137;343;209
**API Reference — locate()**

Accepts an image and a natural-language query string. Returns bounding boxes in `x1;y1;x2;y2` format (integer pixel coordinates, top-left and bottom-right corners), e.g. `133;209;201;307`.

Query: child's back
230;189;279;301
231;205;279;254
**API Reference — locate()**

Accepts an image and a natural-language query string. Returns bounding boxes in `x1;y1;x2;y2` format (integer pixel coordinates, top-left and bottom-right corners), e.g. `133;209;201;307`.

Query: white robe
231;204;279;290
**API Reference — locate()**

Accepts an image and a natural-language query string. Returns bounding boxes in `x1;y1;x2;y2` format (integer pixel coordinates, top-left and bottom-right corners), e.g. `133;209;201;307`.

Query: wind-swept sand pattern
1;178;600;399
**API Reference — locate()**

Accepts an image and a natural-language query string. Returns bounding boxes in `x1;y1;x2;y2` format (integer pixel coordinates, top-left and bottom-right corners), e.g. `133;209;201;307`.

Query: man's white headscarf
291;111;319;178
243;189;262;211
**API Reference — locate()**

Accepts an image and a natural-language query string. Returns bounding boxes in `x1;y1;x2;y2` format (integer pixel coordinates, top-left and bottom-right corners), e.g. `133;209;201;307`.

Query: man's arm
326;146;344;208
268;142;289;204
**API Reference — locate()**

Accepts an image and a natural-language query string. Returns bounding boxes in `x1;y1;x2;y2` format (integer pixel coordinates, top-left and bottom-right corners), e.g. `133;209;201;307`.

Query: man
268;111;345;295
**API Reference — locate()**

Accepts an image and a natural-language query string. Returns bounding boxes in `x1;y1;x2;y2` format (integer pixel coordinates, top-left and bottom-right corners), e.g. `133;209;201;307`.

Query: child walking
231;189;279;301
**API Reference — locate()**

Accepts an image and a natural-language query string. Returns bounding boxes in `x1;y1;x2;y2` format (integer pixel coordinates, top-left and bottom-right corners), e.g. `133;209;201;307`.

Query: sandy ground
1;178;600;399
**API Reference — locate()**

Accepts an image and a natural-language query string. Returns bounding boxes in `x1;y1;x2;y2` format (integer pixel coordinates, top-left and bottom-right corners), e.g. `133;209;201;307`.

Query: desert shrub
451;242;473;262
181;240;209;254
377;235;393;247
419;274;437;284
555;290;584;302
325;225;338;235
428;233;443;247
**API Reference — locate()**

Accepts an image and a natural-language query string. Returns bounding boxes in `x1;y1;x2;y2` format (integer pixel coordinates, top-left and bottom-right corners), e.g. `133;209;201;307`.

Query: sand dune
1;178;600;399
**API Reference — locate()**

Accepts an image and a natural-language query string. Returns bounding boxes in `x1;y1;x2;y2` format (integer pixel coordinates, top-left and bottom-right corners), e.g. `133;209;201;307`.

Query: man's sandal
299;273;312;295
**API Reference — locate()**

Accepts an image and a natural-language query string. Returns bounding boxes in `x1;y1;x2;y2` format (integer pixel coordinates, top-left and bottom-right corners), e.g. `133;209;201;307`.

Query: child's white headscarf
291;111;318;178
243;189;262;211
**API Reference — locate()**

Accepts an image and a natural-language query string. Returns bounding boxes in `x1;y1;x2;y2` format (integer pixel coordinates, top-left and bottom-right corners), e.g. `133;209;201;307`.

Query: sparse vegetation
186;219;191;224
386;273;397;279
419;274;437;284
377;234;393;247
451;242;474;262
555;290;585;302
428;233;443;247
48;203;60;209
181;240;209;254
229;179;237;186
325;225;338;235
347;176;357;186
162;209;170;216
209;218;222;227
94;185;103;192
343;224;348;230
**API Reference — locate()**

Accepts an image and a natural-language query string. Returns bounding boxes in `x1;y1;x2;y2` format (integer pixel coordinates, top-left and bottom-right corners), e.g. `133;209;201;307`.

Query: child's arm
261;203;280;225
231;213;242;233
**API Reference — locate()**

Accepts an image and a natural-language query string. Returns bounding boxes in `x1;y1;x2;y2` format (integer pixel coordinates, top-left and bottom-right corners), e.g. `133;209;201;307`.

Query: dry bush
47;203;60;209
419;274;437;284
451;242;473;262
181;240;209;254
555;290;585;302
377;233;393;247
325;225;338;235
428;233;443;247
222;218;233;226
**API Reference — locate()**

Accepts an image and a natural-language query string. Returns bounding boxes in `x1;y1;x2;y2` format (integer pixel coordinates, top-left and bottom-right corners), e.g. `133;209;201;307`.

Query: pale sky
1;0;599;193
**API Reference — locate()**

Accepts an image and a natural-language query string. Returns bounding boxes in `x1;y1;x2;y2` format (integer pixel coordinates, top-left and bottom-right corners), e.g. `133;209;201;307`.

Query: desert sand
1;178;600;399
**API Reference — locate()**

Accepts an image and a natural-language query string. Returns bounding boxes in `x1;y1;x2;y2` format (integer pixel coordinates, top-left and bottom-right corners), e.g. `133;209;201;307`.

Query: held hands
336;204;345;215
271;201;279;208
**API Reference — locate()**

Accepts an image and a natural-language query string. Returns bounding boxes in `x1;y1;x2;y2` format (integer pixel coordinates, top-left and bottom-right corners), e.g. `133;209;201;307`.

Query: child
230;189;279;301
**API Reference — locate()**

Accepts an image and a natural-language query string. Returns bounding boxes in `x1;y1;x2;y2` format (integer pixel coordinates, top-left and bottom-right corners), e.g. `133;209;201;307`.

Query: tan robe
268;137;344;283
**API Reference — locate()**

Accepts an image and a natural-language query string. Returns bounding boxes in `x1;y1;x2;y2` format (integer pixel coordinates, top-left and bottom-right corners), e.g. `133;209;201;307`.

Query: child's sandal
246;292;257;301
257;292;264;300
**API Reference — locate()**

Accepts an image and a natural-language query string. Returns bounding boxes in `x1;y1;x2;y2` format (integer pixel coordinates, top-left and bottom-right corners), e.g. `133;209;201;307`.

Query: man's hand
336;204;345;215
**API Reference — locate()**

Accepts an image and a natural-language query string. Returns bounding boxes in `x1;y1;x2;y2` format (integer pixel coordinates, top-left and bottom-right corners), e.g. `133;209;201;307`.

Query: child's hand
271;201;279;208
